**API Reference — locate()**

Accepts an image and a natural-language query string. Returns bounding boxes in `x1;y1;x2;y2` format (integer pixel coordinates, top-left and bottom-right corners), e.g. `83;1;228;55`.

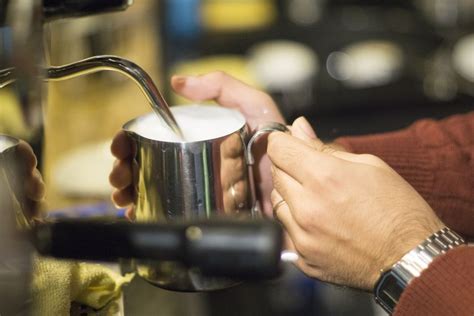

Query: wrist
374;227;465;314
370;219;444;290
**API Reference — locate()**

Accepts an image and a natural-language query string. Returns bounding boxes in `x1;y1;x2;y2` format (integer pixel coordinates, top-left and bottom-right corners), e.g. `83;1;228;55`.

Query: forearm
335;112;474;238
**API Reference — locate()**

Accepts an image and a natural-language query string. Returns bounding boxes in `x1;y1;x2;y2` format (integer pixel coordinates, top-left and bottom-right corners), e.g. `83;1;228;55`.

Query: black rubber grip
33;219;283;279
43;0;132;21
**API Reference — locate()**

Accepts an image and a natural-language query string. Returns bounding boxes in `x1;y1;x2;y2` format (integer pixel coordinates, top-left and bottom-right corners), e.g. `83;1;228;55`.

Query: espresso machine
0;1;286;314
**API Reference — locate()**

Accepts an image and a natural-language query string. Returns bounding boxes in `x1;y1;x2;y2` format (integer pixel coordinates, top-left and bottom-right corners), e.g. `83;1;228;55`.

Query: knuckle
296;262;316;279
311;167;332;184
359;154;386;167
256;90;274;104
271;174;286;197
320;144;336;154
208;70;227;82
294;235;316;258
293;208;316;230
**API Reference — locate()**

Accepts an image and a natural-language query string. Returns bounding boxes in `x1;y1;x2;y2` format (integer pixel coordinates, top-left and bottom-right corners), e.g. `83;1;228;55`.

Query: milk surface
131;105;246;142
0;138;15;152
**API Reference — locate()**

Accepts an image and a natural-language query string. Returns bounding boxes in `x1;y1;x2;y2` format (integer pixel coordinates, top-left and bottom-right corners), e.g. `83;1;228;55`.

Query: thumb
291;116;317;141
291;117;327;151
291;117;376;165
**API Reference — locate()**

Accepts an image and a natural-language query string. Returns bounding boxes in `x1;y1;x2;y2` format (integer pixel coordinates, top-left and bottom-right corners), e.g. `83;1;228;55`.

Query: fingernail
296;117;316;138
126;207;136;221
172;75;187;88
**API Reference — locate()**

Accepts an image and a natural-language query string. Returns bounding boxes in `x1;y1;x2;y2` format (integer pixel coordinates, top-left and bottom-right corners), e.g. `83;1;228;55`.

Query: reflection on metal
124;109;287;291
0;55;184;139
0;135;32;315
3;0;45;137
0;0;43;314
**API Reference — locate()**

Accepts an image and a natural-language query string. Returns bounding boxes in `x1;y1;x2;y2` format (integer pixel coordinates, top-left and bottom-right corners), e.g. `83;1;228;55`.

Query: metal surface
392;227;465;285
0;55;183;138
1;0;45;138
124;107;287;291
0;1;42;313
0;135;32;315
375;227;466;314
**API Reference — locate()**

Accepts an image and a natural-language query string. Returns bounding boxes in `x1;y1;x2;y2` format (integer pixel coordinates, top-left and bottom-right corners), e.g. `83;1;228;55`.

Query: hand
110;72;285;216
17;140;45;219
219;133;249;213
109;130;136;219
268;117;445;290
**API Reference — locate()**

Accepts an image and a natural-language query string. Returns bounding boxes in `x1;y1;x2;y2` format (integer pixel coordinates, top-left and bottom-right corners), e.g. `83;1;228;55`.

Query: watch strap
374;227;465;314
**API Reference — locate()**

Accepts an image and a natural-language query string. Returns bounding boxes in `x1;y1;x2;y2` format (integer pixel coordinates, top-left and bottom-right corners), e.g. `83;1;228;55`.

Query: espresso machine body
0;3;286;313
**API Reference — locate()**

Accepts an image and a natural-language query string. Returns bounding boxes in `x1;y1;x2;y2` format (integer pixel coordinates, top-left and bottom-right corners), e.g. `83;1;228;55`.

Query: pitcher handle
245;122;288;218
246;122;289;165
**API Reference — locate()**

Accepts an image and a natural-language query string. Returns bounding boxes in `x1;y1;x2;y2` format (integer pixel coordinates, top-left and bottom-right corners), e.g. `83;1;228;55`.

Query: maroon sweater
336;112;474;315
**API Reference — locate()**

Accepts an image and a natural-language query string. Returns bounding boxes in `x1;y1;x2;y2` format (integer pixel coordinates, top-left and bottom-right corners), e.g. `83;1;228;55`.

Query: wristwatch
374;227;466;314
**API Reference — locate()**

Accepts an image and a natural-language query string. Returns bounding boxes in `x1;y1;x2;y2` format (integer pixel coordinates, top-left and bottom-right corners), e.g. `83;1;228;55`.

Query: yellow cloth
31;256;134;316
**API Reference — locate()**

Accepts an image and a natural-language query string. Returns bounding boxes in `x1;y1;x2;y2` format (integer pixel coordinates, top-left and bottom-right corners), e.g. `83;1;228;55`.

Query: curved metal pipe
0;55;183;138
0;67;15;88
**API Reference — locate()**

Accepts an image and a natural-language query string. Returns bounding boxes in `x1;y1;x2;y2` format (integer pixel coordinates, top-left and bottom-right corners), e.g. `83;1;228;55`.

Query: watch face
375;271;405;313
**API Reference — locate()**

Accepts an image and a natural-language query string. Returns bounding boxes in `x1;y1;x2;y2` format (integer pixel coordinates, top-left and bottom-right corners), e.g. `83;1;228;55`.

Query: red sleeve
393;246;474;316
335;112;474;238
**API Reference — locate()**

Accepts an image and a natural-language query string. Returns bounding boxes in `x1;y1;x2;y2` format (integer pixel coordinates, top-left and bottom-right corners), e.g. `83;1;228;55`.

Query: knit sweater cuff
394;246;474;315
335;129;435;198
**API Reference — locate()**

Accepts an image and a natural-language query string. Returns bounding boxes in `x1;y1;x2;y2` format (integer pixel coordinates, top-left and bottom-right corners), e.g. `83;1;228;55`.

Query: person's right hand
268;117;445;290
110;72;285;217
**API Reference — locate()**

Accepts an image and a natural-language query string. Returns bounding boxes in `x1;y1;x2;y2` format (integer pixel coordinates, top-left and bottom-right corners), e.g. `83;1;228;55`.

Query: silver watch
374;227;465;314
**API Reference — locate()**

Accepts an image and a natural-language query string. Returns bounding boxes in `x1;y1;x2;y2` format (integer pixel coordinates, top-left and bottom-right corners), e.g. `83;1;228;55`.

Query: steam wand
0;55;184;139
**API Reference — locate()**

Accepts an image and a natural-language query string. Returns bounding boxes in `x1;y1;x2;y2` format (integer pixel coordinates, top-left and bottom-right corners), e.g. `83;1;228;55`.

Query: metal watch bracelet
374;227;466;314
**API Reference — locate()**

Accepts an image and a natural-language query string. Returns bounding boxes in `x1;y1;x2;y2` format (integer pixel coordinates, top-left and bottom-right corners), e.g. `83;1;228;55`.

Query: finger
271;167;322;232
290;117;388;169
24;168;45;202
220;133;245;160
25;199;44;220
294;259;322;279
291;117;318;141
271;189;285;220
283;231;296;252
111;131;135;160
271;167;304;206
291;118;351;158
270;188;300;238
17;140;37;172
109;159;133;190
283;232;322;276
268;132;345;185
330;152;390;170
125;206;135;221
291;118;334;154
171;72;278;112
111;186;134;208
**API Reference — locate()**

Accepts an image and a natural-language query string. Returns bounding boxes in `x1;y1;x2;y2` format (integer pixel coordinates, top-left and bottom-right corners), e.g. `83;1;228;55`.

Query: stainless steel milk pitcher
123;106;287;291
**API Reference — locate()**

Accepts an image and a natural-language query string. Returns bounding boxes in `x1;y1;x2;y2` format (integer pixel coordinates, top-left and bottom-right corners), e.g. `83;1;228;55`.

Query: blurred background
1;0;473;315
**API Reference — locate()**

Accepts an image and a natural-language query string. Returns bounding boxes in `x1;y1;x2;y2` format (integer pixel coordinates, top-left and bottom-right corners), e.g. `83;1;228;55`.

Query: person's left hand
110;72;285;217
17;140;45;219
268;117;445;290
